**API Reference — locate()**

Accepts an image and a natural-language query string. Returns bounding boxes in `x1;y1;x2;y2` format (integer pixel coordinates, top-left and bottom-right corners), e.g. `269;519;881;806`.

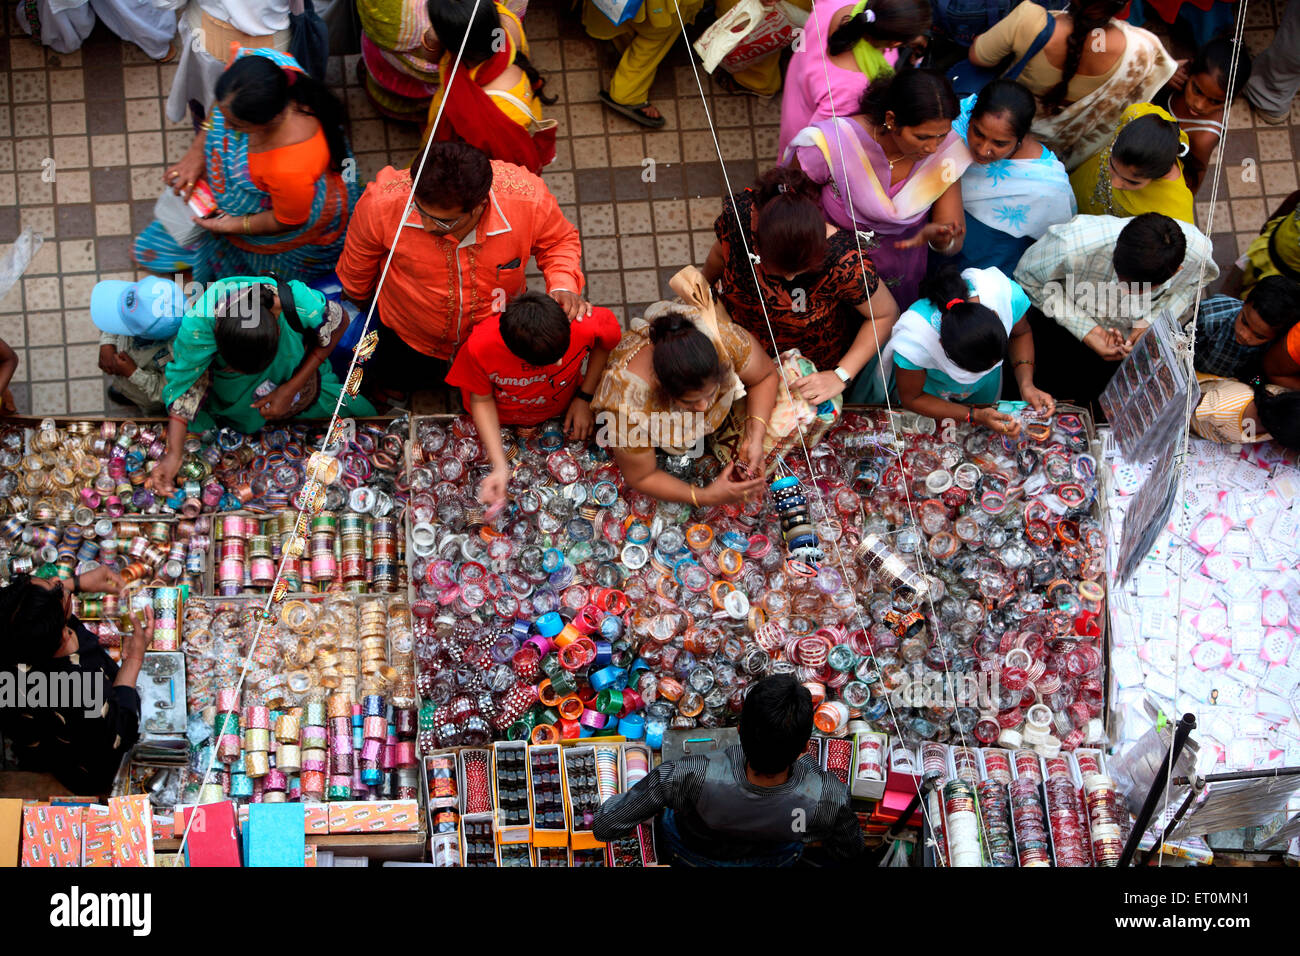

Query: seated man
1192;276;1300;380
337;141;587;404
1013;212;1218;405
592;675;864;866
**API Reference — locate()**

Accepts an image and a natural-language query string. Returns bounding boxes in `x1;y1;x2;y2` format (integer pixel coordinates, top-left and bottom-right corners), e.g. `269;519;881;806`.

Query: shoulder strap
267;273;316;351
1003;5;1057;83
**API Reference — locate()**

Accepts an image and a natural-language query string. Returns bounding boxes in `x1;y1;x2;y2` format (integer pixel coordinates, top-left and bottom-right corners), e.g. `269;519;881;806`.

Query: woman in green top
879;264;1055;437
147;276;375;494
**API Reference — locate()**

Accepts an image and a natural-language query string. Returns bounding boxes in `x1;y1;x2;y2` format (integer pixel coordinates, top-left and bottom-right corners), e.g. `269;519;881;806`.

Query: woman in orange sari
420;0;557;173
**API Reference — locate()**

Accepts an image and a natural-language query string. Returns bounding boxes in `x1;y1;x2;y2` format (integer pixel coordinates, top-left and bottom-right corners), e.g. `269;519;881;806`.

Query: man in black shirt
1;569;152;794
593;674;864;866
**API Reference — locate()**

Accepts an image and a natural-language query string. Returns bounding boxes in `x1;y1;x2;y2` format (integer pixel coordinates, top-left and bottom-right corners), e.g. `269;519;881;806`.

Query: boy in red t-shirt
447;291;622;508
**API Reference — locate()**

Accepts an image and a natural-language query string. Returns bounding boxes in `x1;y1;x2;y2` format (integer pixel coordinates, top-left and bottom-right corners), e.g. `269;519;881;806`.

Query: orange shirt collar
401;188;512;246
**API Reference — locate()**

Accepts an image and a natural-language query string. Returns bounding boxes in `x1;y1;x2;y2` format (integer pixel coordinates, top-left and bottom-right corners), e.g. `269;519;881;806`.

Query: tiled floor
1;1;1298;415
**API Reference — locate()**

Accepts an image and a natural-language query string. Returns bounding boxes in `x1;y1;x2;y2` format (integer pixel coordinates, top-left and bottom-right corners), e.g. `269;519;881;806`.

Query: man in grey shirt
593;675;864;866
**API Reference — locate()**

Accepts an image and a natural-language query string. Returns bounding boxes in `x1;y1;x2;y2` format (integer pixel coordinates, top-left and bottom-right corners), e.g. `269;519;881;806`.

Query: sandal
714;71;763;98
598;90;667;129
156;41;178;64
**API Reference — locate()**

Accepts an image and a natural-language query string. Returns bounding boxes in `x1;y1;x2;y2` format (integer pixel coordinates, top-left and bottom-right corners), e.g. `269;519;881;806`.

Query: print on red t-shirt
446;306;622;426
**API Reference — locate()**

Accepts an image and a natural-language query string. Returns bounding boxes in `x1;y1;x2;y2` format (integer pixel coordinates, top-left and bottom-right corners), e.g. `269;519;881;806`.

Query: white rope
174;0;489;863
670;0;967;858
1156;0;1250;866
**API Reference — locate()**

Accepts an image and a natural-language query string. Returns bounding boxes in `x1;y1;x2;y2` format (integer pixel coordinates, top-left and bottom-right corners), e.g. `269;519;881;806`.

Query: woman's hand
564;397;595;441
703;462;765;505
164;151;205;200
1021;385;1056;417
738;434;765;480
478;466;509;511
897;221;964;251
194;213;241;234
794;370;845;406
147;452;183;496
974;405;1021;438
252;383;299;421
76;566;125;595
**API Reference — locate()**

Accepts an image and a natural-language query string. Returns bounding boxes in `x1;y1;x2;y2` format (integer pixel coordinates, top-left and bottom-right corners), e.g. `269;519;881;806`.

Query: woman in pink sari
777;0;931;158
785;69;970;310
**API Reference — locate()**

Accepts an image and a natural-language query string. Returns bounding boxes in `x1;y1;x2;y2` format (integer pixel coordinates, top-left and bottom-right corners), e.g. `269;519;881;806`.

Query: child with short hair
1159;37;1253;193
1192;275;1300;380
446;291;622;509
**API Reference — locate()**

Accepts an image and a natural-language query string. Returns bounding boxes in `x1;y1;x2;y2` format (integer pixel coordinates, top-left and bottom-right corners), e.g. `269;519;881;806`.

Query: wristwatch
575;389;594;403
833;366;850;385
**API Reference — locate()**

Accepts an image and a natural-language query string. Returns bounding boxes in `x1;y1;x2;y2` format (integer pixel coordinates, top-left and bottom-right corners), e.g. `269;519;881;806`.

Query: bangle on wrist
1012;359;1034;368
690;486;700;508
72;574;81;595
575;389;594;403
745;414;768;431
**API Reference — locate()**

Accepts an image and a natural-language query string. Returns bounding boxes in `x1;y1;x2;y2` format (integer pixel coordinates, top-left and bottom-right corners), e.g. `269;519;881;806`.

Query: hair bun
648;308;698;346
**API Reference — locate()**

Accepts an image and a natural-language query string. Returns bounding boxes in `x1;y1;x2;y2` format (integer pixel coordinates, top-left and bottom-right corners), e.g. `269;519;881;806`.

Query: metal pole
1120;712;1197;867
1138;786;1198;866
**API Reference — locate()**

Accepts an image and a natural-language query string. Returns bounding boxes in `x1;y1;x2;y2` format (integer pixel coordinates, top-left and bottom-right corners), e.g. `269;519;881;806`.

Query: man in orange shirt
337;142;588;399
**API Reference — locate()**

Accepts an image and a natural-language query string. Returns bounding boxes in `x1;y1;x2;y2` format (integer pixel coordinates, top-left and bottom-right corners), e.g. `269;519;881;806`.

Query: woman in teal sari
134;47;360;284
146;277;376;495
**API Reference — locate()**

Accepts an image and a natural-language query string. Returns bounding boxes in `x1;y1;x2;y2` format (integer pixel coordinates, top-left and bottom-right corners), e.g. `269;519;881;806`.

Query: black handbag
289;0;330;79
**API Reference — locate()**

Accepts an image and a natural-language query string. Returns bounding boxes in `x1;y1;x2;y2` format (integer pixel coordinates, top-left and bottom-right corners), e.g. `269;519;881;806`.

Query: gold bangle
690;487;699;508
745;415;769;431
201;116;214;133
243;214;252;234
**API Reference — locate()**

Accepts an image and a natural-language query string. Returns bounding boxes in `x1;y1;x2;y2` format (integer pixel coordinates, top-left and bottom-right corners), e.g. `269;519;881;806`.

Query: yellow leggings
584;0;706;106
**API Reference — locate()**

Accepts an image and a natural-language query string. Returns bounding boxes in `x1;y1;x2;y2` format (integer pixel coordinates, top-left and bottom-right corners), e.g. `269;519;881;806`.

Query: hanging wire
173;0;490;863
1155;0;1251;866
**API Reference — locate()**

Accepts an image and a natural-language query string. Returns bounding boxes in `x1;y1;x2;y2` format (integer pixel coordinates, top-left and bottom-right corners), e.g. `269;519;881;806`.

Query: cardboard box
0;799;22;867
562;745;605;850
246;803;306;866
82;806;115;867
528;744;568;847
107;794;155;867
305;804;330;835
327;800;420;834
21;805;82;867
850;732;889;801
178;802;241;867
491;741;532;844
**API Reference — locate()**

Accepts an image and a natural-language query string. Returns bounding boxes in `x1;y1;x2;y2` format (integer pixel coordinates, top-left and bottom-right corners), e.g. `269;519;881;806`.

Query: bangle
1012;359;1034;367
745;415;769;431
72;574;81;595
575;389;594;403
690;487;700;508
966;406;974;425
243;214;252;234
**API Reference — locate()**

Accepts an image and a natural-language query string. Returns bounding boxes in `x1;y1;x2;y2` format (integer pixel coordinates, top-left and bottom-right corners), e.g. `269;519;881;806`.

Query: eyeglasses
412;200;475;232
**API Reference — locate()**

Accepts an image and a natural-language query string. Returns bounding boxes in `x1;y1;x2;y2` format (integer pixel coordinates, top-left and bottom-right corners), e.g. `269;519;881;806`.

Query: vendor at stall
591;268;777;507
147;276;375;495
592;674;864;866
0;567;154;795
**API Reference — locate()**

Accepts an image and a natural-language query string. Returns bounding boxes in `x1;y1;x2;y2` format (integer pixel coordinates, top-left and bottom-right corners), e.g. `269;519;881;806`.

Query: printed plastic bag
694;0;809;74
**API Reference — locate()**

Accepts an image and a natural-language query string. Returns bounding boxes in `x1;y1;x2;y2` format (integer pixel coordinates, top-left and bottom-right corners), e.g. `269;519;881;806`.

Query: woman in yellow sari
420;0;556;172
1069;103;1194;224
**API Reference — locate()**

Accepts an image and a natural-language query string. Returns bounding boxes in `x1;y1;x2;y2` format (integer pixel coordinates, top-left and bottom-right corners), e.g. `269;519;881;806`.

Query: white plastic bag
154;188;207;248
693;0;809;74
0;229;45;303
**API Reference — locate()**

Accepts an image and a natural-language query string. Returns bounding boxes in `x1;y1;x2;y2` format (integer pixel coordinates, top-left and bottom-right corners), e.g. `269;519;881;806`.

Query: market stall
1;399;1147;867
